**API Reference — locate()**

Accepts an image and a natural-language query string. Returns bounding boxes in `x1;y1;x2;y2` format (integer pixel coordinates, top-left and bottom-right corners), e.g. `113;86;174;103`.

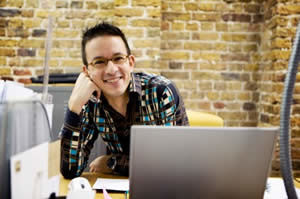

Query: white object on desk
10;142;60;199
68;177;92;191
66;177;95;199
93;178;129;191
264;178;300;199
45;175;60;196
10;142;49;199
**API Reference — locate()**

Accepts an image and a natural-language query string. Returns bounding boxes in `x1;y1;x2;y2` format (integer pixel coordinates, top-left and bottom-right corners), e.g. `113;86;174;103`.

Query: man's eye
113;56;124;62
94;59;106;64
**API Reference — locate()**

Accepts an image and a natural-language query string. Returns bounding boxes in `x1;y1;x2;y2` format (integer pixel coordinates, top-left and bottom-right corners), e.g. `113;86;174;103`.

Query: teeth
105;77;121;83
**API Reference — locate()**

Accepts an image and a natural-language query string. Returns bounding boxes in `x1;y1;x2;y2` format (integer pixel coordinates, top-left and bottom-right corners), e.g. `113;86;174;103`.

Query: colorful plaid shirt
60;72;189;179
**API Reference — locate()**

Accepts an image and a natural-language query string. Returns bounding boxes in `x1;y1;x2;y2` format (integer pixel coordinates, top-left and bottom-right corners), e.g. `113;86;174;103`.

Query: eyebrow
91;53;125;61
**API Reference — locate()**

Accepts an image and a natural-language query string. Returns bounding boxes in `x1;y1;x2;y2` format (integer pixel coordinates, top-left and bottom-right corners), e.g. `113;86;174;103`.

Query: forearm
60;107;94;179
60;135;81;179
60;108;82;179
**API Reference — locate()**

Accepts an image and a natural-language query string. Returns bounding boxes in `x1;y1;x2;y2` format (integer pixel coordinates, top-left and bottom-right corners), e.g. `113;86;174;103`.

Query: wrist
68;100;81;115
65;107;81;127
106;156;117;171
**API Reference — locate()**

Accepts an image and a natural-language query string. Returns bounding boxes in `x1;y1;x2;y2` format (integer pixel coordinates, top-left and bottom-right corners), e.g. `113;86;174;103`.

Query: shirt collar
128;72;142;96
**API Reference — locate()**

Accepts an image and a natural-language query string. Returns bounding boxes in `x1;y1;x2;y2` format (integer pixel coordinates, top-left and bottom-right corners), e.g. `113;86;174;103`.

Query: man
60;22;189;179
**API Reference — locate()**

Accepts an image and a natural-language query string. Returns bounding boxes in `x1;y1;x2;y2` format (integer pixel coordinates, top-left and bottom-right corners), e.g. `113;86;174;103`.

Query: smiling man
60;22;189;179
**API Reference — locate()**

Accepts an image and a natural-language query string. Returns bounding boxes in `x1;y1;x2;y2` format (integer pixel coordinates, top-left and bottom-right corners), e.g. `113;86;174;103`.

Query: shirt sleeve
60;103;99;179
157;82;189;126
107;154;129;176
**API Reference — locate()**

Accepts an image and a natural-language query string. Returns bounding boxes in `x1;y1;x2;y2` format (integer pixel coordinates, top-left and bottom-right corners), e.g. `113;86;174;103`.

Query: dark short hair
81;22;131;66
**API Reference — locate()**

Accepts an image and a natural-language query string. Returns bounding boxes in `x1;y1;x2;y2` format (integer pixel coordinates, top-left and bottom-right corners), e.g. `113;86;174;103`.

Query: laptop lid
129;126;278;199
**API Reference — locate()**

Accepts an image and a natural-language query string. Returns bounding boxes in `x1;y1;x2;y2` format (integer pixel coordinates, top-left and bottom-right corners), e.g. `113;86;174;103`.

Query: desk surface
295;179;300;188
59;172;128;199
59;172;300;199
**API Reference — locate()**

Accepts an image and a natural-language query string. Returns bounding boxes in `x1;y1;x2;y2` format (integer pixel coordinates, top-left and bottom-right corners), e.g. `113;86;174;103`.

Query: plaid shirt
60;72;189;178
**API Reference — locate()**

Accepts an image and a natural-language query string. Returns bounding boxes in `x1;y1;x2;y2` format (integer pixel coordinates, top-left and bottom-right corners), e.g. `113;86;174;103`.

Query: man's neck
105;93;129;117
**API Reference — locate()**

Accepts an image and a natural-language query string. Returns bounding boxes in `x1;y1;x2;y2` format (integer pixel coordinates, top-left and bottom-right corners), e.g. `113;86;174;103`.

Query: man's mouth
104;76;122;83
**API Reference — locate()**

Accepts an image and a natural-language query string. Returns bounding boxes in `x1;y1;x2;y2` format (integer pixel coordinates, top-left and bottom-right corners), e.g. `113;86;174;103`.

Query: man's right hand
89;155;114;174
68;71;101;115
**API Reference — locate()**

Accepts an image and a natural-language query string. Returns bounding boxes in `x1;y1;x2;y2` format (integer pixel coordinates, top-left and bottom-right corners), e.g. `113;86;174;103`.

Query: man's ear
83;65;88;72
128;55;135;70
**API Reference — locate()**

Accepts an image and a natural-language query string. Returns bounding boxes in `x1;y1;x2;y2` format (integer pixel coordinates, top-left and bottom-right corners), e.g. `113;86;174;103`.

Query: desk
295;179;300;188
59;172;128;199
49;140;127;198
59;173;300;199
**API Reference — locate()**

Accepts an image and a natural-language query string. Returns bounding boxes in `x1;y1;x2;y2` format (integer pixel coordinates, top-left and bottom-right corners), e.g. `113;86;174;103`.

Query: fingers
83;71;92;82
89;157;101;173
88;155;114;174
85;73;101;99
89;166;94;172
69;70;103;113
80;72;100;94
89;162;96;172
89;166;95;172
84;72;97;87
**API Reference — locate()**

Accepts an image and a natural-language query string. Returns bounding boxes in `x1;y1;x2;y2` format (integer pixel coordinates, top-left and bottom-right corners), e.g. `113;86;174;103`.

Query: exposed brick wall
161;0;263;128
1;0;300;176
113;0;161;72
0;0;116;83
259;0;300;177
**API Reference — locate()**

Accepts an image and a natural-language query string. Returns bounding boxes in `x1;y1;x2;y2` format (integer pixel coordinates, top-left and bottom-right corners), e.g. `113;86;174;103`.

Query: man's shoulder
134;72;172;87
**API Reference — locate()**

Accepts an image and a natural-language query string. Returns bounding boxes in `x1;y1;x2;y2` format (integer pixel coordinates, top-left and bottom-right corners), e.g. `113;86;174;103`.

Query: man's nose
106;60;118;74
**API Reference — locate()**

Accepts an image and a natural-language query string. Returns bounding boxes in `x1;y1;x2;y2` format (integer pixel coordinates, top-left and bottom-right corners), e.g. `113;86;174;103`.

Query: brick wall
1;0;300;176
161;0;263;127
259;0;300;177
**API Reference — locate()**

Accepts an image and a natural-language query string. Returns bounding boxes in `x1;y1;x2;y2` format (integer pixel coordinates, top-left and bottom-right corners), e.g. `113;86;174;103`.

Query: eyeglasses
88;54;129;68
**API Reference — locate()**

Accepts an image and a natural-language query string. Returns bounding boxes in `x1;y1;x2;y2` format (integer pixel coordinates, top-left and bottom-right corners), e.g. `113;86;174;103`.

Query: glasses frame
88;54;130;69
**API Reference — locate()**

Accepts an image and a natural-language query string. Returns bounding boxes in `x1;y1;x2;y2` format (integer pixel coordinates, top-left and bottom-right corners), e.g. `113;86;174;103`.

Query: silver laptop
129;126;278;199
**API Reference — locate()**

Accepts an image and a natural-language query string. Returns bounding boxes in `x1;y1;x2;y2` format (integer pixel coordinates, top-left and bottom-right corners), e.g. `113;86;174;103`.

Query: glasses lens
112;55;127;64
92;58;107;68
90;55;128;68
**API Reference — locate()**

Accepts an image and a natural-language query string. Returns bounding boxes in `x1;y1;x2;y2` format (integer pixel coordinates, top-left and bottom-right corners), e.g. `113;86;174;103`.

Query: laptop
129;126;278;199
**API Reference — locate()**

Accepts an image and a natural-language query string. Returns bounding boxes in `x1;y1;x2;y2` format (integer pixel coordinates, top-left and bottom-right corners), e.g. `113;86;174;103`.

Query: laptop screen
129;126;278;199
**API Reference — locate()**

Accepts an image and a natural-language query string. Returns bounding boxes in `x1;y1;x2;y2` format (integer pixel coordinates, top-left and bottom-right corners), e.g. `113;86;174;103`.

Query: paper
0;80;53;148
0;80;54;104
93;178;129;191
264;178;300;199
4;80;37;101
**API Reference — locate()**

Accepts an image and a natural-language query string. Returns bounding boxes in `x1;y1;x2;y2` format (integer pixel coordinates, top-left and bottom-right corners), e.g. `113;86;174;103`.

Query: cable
279;21;300;198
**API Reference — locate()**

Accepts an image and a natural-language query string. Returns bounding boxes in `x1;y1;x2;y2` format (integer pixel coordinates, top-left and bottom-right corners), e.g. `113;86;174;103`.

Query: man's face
84;35;134;100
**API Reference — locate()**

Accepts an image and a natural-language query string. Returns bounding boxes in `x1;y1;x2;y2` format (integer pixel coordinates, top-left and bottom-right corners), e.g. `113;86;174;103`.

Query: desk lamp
280;22;300;198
